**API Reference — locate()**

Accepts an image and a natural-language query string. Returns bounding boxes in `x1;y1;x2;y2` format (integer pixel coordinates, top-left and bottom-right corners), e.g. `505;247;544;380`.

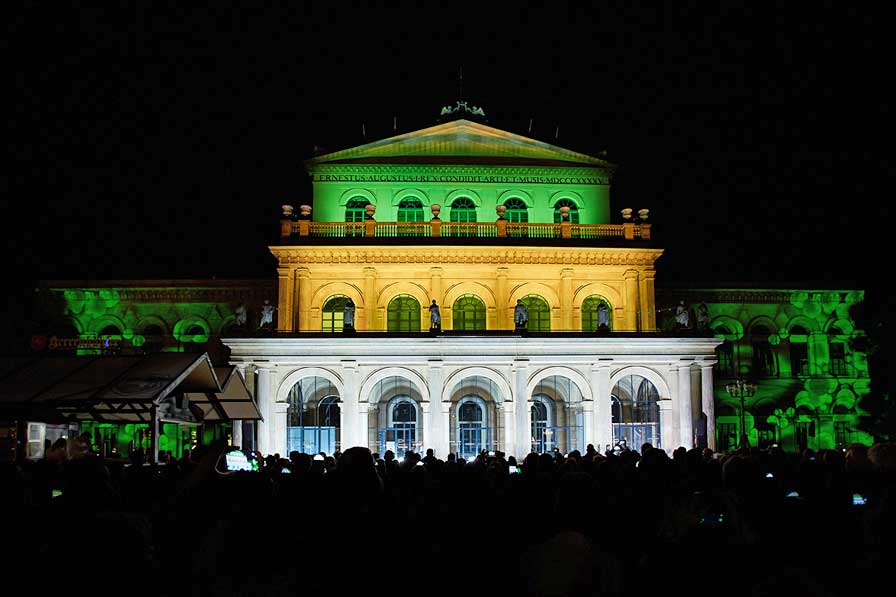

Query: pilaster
296;267;311;331
513;360;530;458
363;267;376;331
623;270;639;331
700;364;716;450
277;267;295;332
677;363;694;449
255;367;272;455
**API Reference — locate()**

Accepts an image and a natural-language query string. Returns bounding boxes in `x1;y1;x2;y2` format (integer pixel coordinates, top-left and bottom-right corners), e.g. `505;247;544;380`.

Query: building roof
305;119;616;170
0;352;261;423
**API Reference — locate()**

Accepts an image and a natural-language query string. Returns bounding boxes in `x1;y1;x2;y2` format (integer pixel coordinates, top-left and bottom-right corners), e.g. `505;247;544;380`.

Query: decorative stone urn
365;204;376;219
638;208;649;221
621;208;633;220
299;204;312;218
281;204;294;217
430;203;441;219
496;204;507;219
559;206;571;220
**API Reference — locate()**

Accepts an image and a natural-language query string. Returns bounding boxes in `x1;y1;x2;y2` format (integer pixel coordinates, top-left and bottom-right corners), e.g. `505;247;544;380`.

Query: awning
0;353;261;424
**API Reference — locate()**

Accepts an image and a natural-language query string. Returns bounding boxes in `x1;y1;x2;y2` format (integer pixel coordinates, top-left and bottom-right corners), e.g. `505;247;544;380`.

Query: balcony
279;219;652;244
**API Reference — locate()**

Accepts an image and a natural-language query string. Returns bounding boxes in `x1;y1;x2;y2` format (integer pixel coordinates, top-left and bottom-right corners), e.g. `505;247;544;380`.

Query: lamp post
726;379;756;453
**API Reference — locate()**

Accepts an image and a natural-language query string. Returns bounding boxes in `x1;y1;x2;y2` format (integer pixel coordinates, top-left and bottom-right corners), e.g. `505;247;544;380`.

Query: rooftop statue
429;300;441;331
344;298;356;331
514;299;529;329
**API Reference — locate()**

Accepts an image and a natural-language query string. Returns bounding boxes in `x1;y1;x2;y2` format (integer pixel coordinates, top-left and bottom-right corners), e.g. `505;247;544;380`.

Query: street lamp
726;379;756;453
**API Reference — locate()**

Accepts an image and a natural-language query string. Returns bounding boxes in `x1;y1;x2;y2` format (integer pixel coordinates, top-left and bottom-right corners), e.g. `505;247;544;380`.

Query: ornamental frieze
270;247;661;267
309;163;611;184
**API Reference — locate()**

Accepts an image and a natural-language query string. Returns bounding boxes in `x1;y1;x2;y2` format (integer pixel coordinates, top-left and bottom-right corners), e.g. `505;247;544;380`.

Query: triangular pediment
306;120;613;169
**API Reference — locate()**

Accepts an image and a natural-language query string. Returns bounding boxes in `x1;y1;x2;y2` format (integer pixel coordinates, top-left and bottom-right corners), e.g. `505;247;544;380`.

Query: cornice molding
269;246;663;267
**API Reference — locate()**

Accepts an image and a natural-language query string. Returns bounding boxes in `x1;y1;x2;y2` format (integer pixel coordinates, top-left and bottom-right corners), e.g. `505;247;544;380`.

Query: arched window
581;295;612;332
141;324;165;353
387;294;421;332
457;397;487;458
99;325;121;337
611;374;661;450
553;199;580;224
322;295;349;332
345;198;368;222
713;325;735;377
789;325;810;376
287;376;341;455
503;198;528;223
397;198;425;222
530;395;554;453
751;325;777;377
449;197;477;223
390;398;417;427
521;294;551;332
319;396;341;427
828;326;847;376
181;324;207;352
452;294;486;331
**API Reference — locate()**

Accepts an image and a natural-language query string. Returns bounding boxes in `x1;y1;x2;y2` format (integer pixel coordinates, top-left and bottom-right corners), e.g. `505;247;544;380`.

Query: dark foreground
2;443;894;597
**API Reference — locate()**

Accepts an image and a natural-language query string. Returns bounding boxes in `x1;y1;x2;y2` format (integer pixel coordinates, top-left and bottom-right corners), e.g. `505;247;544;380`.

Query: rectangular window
718;422;737;452
717;343;734;377
752;341;777;377
834;422;850;447
830;343;847;376
790;343;809;376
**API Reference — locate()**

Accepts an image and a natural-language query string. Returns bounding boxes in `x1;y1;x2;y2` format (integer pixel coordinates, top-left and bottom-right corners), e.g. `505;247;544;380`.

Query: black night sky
3;2;889;332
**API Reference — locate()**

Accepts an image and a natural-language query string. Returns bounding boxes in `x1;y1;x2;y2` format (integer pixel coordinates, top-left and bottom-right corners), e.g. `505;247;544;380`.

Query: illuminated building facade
26;113;871;459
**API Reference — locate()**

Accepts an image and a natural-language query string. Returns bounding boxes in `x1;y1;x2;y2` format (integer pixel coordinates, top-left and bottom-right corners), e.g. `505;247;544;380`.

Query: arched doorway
286;376;341;455
611;374;660;451
530;375;584;454
447;375;499;458
371;376;424;458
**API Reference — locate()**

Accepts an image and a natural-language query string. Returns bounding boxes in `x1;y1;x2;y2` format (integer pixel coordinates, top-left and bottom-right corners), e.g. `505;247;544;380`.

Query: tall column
582;400;595;448
232;363;248;449
340;360;359;450
296;267;311;331
255;367;272;455
277;267;295;332
496;267;509;330
700;364;716;450
363;267;377;331
591;362;613;451
677;363;694;449
420;401;431;456
427;361;448;458
560;268;573;331
358;402;371;451
232;420;242;447
513;360;530;458
623;270;639;331
659;399;675;455
272;402;289;456
639;270;657;331
502;399;515;456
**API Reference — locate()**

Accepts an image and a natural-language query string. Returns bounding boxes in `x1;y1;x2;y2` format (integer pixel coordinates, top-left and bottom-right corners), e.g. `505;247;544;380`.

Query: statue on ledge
597;301;610;331
514;299;529;330
234;303;247;328
429;300;441;332
675;300;690;329
344;298;356;332
259;300;276;329
696;302;709;331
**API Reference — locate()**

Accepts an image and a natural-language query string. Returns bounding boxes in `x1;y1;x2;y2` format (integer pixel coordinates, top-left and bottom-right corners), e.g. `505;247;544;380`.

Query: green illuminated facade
22;114;872;457
657;288;871;451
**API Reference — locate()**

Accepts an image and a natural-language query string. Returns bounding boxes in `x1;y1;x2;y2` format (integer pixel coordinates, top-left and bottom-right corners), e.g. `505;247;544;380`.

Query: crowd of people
2;440;895;597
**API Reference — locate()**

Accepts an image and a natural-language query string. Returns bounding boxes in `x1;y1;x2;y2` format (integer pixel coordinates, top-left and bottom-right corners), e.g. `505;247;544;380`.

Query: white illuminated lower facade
224;335;720;458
